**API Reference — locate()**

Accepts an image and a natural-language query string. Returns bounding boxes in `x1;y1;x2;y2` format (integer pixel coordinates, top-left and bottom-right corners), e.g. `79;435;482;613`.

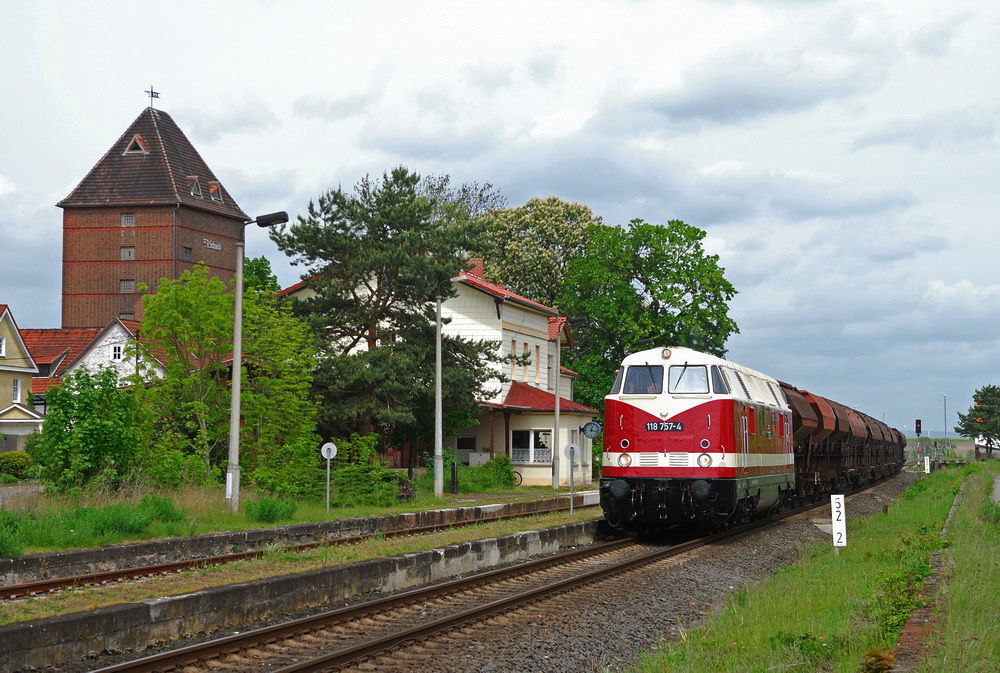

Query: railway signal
915;419;921;436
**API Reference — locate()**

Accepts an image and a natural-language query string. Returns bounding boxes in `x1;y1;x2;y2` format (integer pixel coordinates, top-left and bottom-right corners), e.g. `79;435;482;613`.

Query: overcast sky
2;0;997;437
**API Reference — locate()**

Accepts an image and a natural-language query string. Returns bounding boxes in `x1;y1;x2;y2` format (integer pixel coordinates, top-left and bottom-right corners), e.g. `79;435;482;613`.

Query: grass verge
0;481;595;555
914;463;999;672
632;464;996;673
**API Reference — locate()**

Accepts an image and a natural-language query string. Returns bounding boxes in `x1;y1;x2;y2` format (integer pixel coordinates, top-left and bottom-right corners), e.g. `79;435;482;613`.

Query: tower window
182;246;192;262
187;175;202;197
120;246;135;261
121;213;136;227
207;180;224;203
123;134;149;155
120;279;135;294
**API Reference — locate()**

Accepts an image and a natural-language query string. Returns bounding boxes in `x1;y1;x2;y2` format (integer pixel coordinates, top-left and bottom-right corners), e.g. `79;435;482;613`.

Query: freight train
599;347;905;533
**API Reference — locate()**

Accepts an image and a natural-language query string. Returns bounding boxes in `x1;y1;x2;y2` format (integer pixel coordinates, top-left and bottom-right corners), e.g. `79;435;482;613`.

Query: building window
523;342;529;382
511;339;517;380
207;180;224;203
120;279;135;293
12;377;21;404
123;134;148;155
0;335;5;357
120;246;135;261
511;429;552;464
119;312;135;320
121;213;136;227
112;345;123;361
187;175;202;197
182;246;192;262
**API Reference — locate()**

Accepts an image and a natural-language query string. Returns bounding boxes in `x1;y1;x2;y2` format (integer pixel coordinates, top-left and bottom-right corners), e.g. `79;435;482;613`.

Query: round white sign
564;443;580;460
321;442;338;460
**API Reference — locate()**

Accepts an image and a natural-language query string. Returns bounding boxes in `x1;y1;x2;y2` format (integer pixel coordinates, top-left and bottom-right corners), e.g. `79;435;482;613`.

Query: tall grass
0;495;192;555
634;466;972;673
916;463;1000;671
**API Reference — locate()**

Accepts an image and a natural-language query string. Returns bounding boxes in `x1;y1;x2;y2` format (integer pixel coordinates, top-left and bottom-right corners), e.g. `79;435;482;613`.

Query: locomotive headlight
697;453;712;468
618;453;632;468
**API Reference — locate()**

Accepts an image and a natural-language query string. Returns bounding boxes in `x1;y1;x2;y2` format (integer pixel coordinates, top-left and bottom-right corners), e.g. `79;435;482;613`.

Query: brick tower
57;107;249;329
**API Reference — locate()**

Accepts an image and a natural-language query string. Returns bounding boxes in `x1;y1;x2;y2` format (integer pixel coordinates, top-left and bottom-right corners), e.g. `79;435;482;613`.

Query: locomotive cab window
623;365;663;394
668;364;709;394
711;365;729;394
610;368;624;395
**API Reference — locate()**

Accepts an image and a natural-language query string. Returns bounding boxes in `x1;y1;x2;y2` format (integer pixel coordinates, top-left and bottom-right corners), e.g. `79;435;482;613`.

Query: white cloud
0;175;15;198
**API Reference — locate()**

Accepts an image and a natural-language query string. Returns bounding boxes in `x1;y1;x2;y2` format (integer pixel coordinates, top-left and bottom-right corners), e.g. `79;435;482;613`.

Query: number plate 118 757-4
645;422;684;431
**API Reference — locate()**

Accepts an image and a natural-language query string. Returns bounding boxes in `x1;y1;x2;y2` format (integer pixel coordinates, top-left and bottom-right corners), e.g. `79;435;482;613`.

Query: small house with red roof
443;259;597;486
0;305;42;452
20;319;164;413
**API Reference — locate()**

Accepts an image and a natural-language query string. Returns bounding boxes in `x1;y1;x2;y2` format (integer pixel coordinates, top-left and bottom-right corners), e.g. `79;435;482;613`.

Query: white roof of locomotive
620;346;788;409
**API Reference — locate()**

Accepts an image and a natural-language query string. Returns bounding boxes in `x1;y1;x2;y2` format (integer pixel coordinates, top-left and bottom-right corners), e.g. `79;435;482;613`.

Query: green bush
416;451;517;493
0;450;33;479
246;497;297;523
0;508;24;557
0;473;17;485
331;464;404;507
139;494;186;523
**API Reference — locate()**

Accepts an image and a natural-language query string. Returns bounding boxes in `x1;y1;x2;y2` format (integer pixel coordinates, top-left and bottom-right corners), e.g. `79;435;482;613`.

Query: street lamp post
552;317;586;489
226;210;288;513
434;276;461;498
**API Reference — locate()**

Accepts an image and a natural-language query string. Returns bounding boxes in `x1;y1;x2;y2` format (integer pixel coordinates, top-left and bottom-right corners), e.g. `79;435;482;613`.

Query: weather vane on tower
145;85;160;108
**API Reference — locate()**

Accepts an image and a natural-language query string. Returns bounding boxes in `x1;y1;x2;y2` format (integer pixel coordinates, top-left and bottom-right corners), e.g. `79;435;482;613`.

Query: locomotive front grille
638;453;660;467
667;452;689;467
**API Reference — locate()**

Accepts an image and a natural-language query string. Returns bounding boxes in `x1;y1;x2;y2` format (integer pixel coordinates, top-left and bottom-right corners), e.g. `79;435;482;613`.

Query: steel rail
87;537;637;673
1;503;599;601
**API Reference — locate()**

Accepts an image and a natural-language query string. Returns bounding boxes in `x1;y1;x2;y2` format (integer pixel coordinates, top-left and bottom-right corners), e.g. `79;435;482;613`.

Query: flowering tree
480;197;600;309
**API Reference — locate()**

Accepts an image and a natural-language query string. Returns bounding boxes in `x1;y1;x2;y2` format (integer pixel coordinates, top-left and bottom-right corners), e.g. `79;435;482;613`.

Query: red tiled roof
32;378;63;395
19;327;102;374
57;108;248;221
456;268;558;317
499;381;597;414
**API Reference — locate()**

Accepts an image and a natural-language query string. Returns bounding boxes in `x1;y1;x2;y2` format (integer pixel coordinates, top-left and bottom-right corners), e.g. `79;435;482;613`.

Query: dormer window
123;134;149;155
187;176;202;197
207;180;224;204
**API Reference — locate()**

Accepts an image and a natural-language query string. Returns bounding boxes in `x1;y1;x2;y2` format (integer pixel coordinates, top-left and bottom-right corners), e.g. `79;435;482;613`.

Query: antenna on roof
145;85;160;108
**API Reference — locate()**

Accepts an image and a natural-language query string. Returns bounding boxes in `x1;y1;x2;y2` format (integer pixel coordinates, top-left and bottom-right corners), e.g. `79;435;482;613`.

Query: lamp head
254;211;289;228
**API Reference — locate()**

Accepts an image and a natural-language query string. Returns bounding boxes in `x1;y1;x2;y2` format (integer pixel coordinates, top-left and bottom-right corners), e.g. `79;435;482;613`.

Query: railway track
87;499;830;673
0;503;599;601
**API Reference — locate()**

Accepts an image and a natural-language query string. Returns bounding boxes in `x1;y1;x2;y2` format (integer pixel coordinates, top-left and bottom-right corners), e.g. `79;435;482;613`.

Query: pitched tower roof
57;107;248;221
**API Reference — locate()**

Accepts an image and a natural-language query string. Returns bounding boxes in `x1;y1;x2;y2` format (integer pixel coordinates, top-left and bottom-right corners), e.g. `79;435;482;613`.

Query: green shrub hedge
0;450;33;480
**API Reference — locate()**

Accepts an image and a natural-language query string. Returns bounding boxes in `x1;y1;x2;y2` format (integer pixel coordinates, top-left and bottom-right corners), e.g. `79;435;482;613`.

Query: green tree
269;167;500;442
239;290;323;495
137;263;233;477
560;219;739;411
955;385;1000;458
27;367;140;491
480;196;600;308
244;255;281;296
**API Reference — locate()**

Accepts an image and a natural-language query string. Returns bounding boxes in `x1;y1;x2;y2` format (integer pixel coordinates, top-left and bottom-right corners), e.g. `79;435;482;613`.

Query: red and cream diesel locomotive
599;347;905;532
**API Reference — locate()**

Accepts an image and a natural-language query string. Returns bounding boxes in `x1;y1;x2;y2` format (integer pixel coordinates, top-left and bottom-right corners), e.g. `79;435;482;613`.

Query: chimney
466;258;484;277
